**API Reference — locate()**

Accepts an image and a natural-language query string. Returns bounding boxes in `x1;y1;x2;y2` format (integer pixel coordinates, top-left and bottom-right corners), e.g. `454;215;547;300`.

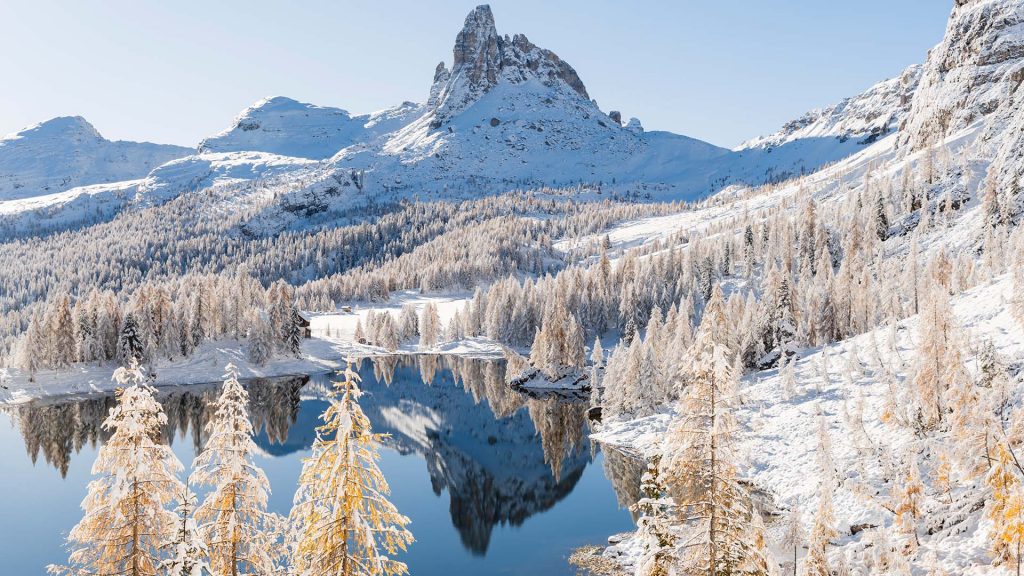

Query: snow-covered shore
1;293;507;405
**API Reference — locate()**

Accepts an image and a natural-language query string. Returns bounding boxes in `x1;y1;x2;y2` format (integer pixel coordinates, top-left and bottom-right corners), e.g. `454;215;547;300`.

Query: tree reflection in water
7;356;615;556
5;376;306;478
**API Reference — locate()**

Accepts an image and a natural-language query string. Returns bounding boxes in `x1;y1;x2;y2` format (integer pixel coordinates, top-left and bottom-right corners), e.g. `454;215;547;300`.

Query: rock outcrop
898;0;1024;153
427;5;590;124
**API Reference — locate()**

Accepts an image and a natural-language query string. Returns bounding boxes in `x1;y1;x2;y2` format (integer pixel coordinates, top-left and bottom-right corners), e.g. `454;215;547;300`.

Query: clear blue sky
0;1;951;149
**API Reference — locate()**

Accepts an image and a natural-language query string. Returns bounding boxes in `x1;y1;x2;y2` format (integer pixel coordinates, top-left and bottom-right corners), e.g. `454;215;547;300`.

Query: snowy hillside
739;65;922;152
0;116;189;202
198;96;423;160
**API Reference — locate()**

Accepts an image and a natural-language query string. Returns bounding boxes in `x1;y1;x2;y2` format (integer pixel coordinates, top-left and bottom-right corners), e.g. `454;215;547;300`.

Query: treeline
1;190;682;355
16;274;304;380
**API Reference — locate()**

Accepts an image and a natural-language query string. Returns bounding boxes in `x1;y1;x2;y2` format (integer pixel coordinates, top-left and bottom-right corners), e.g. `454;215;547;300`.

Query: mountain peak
3;116;103;143
426;5;590;124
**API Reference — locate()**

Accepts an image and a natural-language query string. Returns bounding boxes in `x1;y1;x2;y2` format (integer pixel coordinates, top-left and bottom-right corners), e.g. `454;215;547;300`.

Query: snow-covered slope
740;65;922;151
198;96;422;160
0;116;190;202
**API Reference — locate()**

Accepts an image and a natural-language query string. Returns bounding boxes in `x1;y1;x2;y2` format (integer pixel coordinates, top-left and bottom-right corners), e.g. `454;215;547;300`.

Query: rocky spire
427;5;590;124
427;62;451;108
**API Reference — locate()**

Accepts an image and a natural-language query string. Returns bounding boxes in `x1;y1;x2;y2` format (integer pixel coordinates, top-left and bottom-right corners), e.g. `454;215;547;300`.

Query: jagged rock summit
426;5;589;125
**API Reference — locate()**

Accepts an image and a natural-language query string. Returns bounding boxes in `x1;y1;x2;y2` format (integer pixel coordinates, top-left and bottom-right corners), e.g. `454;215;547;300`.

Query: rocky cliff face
427;5;589;125
898;0;1024;153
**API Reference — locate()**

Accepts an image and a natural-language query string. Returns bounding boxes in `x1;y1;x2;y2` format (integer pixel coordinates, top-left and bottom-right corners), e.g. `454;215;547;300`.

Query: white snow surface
0;116;190;202
198;96;423;160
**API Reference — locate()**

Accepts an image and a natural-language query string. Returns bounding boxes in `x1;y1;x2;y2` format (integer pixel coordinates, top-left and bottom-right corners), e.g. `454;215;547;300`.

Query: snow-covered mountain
318;5;732;199
740;65;922;151
895;0;1024;210
198;96;423;160
0;4;952;238
0;116;190;202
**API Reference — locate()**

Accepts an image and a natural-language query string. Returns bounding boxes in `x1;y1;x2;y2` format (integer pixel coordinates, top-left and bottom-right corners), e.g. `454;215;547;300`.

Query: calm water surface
0;356;639;575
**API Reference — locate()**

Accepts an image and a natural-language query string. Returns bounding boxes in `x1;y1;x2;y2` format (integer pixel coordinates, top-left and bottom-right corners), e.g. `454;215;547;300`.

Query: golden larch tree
659;286;772;576
49;361;184;576
289;363;413;576
192;363;282;575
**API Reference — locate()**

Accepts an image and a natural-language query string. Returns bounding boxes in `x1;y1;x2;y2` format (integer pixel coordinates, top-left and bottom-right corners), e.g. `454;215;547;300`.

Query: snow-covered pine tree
48;293;76;368
246;312;273;367
18;312;43;382
804;482;837;576
892;452;925;549
49;360;184;576
193;363;281;575
118;312;145;365
659;286;771;575
633;455;676;576
285;306;304;356
987;443;1024;573
911;283;962;430
782;503;805;576
162;477;210;576
289;364;413;576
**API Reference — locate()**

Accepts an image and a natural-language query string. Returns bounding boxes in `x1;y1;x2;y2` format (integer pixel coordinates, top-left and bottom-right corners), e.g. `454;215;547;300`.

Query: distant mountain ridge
0;116;190;202
739;65;923;151
0;4;942;236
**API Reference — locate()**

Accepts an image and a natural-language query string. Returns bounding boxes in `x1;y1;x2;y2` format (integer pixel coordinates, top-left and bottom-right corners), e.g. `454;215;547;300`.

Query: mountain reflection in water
4;355;620;555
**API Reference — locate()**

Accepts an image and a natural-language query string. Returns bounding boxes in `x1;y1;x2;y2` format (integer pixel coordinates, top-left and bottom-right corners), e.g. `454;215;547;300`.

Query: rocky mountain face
426;5;588;126
740;65;922;151
899;0;1024;153
0;116;190;202
895;0;1024;218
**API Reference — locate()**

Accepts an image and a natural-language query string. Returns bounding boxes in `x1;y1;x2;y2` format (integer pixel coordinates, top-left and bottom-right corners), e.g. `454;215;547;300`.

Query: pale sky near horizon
0;1;951;149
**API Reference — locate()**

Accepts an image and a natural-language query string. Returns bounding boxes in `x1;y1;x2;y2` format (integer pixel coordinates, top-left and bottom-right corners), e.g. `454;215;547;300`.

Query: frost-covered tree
289;364;413;576
18;312;43;382
987;443;1024;573
782;504;805;576
419;303;441;349
633;456;677;576
804;483;836;576
911;283;962;429
49;361;184;576
659;286;770;575
193;364;282;576
246;312;273;367
118;312;145;365
284;306;304;356
162;478;210;576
